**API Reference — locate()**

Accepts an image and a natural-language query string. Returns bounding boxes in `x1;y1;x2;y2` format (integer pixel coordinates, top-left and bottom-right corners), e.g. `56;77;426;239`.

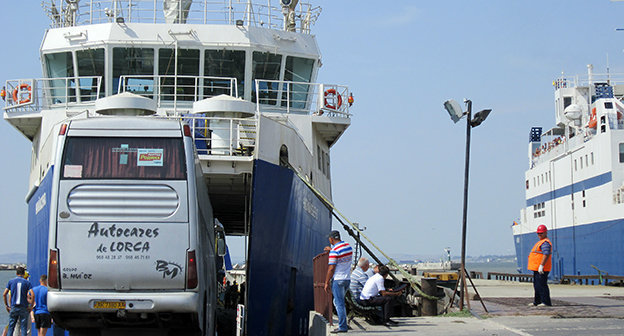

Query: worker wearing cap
528;225;552;306
324;230;352;333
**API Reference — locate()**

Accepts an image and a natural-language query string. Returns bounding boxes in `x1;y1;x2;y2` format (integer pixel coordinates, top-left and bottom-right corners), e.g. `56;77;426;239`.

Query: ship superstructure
3;1;352;334
513;65;624;280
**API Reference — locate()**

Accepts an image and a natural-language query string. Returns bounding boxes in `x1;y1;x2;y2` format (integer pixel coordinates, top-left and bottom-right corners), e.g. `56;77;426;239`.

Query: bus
45;117;218;336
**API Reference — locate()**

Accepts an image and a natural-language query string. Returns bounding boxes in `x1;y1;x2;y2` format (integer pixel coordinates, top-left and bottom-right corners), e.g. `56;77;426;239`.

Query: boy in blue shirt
32;275;51;336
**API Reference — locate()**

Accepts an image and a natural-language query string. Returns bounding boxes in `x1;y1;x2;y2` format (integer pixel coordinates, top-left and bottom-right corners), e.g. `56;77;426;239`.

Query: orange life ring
587;107;597;129
12;83;32;104
324;89;342;110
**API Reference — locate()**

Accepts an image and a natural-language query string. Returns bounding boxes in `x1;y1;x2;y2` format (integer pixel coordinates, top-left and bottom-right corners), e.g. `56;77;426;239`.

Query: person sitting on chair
359;265;403;326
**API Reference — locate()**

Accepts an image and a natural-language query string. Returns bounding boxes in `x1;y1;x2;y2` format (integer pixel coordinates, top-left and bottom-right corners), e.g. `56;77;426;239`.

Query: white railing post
230;119;235;156
318;83;324;112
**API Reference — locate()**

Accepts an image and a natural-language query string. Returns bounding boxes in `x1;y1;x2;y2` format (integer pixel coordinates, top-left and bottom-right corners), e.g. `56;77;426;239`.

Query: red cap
537;225;547;233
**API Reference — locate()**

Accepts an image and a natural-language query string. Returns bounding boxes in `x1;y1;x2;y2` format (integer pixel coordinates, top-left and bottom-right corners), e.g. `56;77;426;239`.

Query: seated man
350;257;371;302
359;265;404;325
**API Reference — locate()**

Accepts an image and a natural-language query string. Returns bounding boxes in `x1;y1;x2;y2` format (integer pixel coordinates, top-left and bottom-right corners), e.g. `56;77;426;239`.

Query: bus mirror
217;237;227;257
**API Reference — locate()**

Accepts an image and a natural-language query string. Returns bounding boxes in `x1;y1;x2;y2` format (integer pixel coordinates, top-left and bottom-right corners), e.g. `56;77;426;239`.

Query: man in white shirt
359;265;403;325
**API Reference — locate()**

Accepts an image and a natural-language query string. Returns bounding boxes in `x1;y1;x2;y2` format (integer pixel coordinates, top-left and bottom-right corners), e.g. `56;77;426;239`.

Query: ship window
159;48;200;101
580;158;583;169
574;159;577;171
605;102;613;109
204;50;245;98
563;97;572;109
619;143;624;163
282;56;315;109
317;145;322;170
76;48;105;100
252;51;283;105
585;155;588;167
526;180;529;190
113;47;154;97
325;152;330;177
44;51;75;104
591;152;594;165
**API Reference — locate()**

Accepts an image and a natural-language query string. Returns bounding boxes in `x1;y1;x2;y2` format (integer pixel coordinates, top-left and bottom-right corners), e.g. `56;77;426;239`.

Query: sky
1;1;624;262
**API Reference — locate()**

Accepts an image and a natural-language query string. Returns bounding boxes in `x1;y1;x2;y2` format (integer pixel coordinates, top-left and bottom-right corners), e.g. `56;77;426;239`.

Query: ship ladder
286;164;439;302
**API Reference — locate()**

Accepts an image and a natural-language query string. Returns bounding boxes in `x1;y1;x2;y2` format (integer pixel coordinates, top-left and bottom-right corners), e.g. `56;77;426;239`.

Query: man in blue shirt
3;267;34;336
32;275;51;336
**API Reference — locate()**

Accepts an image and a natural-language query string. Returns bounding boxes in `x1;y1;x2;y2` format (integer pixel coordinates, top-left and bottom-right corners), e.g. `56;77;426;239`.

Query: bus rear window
61;137;186;180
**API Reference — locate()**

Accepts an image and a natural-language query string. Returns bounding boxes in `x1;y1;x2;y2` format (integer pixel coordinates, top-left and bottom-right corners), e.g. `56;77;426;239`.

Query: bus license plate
93;301;126;309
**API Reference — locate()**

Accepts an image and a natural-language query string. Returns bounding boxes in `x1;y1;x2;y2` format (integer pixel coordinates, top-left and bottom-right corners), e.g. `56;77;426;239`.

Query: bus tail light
48;249;60;289
183;124;191;137
59;124;67;136
187;250;198;289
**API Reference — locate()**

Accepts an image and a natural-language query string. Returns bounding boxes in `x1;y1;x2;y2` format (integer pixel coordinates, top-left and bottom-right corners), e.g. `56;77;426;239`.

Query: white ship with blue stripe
513;64;624;280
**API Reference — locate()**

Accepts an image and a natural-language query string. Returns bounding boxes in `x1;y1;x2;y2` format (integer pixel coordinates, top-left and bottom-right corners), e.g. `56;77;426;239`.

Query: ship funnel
95;92;157;116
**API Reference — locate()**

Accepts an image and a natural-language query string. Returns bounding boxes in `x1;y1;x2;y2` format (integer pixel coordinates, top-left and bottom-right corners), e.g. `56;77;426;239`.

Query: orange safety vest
527;238;552;272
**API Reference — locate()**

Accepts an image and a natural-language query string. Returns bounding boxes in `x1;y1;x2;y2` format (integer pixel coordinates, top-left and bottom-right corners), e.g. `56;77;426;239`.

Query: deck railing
254;80;351;117
3;77;102;112
43;0;321;34
118;74;238;108
175;115;257;157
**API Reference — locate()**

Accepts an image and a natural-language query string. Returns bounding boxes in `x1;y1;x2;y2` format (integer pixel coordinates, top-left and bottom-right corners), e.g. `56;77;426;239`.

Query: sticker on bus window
64;165;83;178
137;148;164;167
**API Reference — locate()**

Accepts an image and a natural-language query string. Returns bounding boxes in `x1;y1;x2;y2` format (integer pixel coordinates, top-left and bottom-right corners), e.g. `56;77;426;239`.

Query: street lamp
443;99;491;311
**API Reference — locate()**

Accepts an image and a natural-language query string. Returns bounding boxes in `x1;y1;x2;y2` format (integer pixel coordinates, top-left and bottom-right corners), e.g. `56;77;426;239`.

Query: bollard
421;277;437;316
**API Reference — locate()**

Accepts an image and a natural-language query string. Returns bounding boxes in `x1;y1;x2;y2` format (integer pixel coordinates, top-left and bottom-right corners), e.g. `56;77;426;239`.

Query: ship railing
554;73;624;89
118;74;238;109
43;0;320;34
167;115;257;157
254;80;351;118
3;77;102;113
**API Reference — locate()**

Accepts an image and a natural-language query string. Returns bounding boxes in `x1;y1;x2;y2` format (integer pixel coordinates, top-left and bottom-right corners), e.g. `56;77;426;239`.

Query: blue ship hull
246;159;332;335
26;166;54;287
514;219;624;280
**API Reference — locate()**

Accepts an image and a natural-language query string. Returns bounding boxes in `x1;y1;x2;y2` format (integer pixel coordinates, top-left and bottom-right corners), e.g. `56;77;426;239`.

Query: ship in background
513;64;624;280
3;0;352;334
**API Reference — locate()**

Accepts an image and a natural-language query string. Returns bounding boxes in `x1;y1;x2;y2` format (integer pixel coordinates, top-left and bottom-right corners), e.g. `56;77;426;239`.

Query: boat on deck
513;65;624;280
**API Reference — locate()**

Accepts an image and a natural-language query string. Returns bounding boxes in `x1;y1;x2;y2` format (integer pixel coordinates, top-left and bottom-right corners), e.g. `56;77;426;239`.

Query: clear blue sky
1;1;624;261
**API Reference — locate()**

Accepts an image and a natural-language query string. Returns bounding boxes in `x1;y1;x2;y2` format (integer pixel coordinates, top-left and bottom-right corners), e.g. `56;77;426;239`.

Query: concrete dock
327;279;624;335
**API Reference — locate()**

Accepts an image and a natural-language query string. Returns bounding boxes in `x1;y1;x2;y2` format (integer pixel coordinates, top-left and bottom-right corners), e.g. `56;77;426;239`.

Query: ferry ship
513;65;624;280
3;1;352;334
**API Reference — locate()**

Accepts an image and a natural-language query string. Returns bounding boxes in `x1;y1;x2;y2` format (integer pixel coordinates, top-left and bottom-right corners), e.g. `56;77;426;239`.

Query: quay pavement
324;279;624;335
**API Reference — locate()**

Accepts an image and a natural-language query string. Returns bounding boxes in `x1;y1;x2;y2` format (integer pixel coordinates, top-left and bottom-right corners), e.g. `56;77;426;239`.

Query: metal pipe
459;99;472;311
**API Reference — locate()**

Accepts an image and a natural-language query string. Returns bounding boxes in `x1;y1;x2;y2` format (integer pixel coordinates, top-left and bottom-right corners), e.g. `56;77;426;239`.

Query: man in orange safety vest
527;225;552;306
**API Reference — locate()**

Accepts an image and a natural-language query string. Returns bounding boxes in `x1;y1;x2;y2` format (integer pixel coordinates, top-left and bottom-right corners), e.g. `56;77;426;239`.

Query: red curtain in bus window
61;137;187;180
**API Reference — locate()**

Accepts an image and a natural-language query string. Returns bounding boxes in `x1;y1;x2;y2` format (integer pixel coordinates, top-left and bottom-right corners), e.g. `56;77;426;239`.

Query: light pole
443;99;491;311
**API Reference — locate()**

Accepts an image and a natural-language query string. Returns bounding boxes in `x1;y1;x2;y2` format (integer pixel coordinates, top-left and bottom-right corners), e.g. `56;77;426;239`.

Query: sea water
0;270;15;327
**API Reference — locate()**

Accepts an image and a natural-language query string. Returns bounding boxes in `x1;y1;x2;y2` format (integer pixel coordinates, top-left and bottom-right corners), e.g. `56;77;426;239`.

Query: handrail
118;74;238;109
169;115;257;157
254;80;351;117
4;76;102;112
42;0;321;34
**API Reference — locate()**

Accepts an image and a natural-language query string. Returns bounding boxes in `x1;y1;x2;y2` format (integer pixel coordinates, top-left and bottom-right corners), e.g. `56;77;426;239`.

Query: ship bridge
3;0;352;235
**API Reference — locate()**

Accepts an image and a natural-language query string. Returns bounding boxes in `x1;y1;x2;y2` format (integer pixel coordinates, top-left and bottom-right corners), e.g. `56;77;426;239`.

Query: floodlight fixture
470;109;492;127
443;99;464;123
